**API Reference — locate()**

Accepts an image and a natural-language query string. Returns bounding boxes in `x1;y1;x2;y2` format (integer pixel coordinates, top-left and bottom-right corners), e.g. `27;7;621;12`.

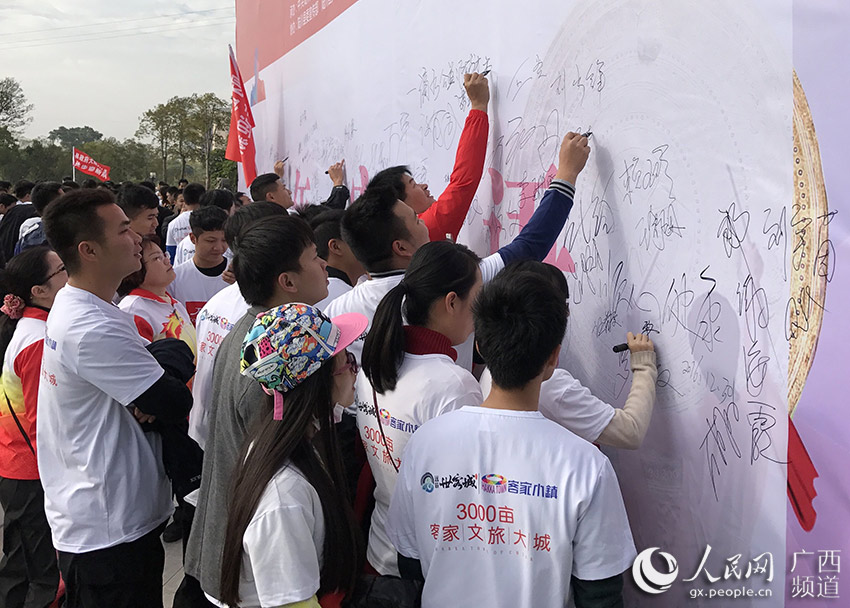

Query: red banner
225;44;258;187
235;0;360;77
72;148;110;181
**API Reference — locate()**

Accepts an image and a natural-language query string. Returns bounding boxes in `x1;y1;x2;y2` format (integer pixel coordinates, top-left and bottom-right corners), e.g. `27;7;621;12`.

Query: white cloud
0;0;234;140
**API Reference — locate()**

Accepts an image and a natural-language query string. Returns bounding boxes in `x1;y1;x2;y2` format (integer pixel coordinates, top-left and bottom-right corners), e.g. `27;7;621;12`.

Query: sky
0;0;235;142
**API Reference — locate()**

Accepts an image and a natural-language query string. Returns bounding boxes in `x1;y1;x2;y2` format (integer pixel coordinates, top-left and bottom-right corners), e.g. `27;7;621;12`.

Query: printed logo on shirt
45;336;57;350
421;472;436;493
196;309;235;331
356;398;420;434
421;471;560;499
162;311;185;340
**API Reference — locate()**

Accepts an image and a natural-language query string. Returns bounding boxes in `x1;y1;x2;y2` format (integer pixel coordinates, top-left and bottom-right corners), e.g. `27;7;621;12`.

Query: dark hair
189;205;228;236
81;179;97;189
139;180;156;192
158;186;169;202
249;173;280;203
30;182;65;216
500;260;569;313
367;165;410;202
224;201;286;250
199;189;235;213
43;189;116;274
341;186;410;273
308;209;343;259
13;180;34;200
0;193;18;210
167;186;179;197
474;271;567;390
0;181;11;193
182;183;206;207
362;241;480;393
178;178;189;186
117;235;161;297
219;362;361;605
61;180;80;191
117;184;159;219
0;246;54;363
232;215;315;306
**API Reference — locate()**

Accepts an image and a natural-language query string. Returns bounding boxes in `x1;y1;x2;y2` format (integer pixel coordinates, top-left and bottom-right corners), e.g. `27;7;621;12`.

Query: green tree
208;147;237;189
0;77;34;134
48;125;103;149
79;138;157;182
136;103;174;182
187;93;230;187
0;139;67;182
165;96;194;181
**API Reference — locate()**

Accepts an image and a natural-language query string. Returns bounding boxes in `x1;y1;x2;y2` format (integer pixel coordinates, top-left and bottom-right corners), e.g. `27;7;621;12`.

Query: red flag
787;416;819;531
225;44;258;187
72;148;111;181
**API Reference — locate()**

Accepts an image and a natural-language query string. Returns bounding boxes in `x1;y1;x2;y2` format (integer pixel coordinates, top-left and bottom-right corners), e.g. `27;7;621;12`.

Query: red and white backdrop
235;0;847;604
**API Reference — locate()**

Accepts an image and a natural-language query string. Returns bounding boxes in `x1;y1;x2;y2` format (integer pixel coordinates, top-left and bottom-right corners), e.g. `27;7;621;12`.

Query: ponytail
362;283;407;393
362;241;480;393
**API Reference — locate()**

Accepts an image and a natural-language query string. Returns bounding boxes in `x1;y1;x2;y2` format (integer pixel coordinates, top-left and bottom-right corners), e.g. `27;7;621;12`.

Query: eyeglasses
42;265;66;283
333;351;359;376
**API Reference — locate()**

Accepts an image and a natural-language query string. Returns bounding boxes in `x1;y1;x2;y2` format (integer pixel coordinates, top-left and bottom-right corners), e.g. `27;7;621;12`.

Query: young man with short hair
187;202;286;449
15;181;64;253
185;214;330;603
248;173;293;209
309;208;366;310
367;71;490;243
39;189;193;607
165;182;206;261
0;181;38;267
388;270;639;607
173;190;237;265
169;205;229;323
117;184;160;238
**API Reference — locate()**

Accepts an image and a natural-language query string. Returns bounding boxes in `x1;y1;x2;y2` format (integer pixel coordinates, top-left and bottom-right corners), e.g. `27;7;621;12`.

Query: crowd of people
0;71;657;608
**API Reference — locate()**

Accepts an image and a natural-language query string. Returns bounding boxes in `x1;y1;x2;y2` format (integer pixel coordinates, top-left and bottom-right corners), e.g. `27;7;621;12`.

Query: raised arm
420;73;490;242
496;132;589;266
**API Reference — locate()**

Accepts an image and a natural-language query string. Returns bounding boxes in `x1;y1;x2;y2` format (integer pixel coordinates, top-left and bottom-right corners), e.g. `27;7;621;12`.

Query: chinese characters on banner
225;44;258;186
72;148;110;181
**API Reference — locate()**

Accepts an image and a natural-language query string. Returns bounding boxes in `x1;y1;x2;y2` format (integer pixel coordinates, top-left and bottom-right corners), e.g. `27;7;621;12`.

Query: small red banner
72;148;111;181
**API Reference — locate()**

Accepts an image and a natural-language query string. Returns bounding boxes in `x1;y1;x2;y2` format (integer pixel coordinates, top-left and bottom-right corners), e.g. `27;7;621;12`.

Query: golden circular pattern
788;71;830;416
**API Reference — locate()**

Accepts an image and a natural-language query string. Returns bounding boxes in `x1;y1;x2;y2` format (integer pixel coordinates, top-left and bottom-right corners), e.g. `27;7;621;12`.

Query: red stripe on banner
787;416;819;532
235;0;360;78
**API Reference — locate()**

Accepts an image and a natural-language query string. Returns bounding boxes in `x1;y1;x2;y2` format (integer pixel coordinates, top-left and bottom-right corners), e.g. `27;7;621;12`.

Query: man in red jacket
368;72;490;243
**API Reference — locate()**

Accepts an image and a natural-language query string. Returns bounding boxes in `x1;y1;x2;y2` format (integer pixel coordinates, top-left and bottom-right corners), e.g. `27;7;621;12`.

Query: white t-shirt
324;253;505;363
174;234;234;267
479;368;615;444
37;285;172;552
189;283;250;449
117;288;198;356
225;463;325;607
355;353;483;576
315;276;353;312
166;211;192;249
387;406;636;607
169;260;229;323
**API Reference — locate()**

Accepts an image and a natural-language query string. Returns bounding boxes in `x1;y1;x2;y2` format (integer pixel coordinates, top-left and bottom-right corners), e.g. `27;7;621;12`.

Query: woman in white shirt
117;235;197;354
358;240;484;576
219;303;367;608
